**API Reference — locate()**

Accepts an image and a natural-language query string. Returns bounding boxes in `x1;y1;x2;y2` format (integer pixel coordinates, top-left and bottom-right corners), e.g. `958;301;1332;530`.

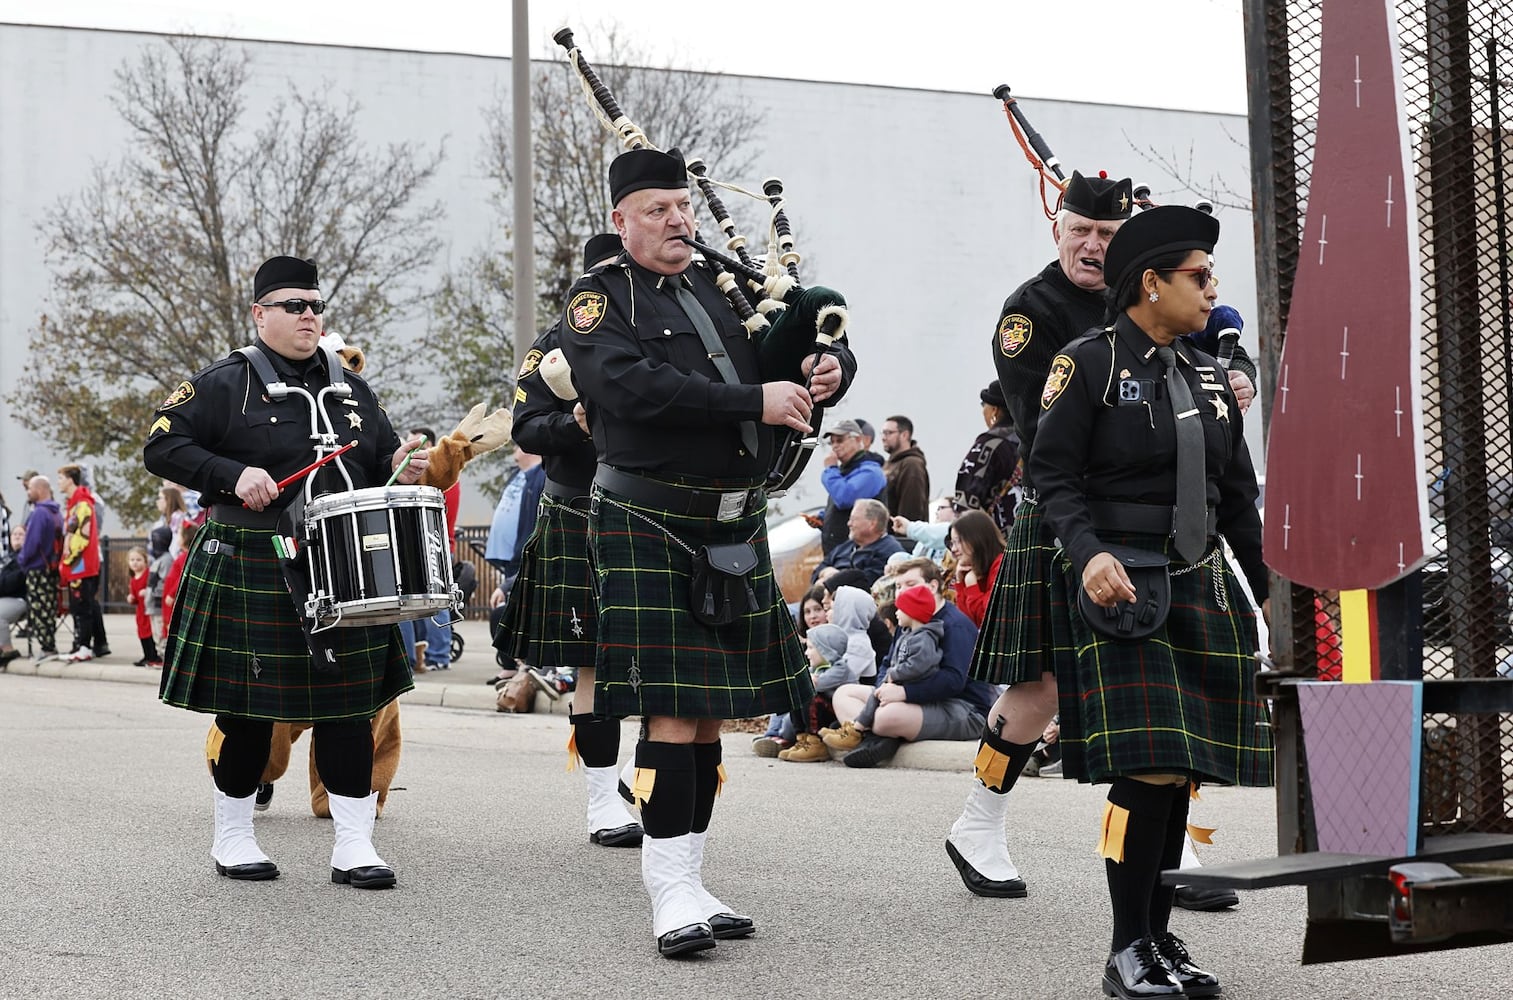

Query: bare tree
430;27;767;497
19;35;445;523
1123;126;1253;211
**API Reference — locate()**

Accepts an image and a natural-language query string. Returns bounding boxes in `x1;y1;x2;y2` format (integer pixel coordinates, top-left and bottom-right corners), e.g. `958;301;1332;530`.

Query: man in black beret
145;254;429;892
559;147;857;957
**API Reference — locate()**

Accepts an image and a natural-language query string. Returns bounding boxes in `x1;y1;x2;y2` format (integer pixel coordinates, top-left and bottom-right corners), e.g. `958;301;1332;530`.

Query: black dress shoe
331;865;397;889
1173;884;1240;911
1102;938;1183;999
590;822;644;847
944;840;1028;898
215;860;279;881
843;735;902;768
657;921;716;957
1154;932;1221;998
708;912;755;939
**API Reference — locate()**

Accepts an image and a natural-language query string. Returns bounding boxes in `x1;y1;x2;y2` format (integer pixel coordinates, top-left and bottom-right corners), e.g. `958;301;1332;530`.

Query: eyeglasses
1165;267;1218;290
255;298;327;315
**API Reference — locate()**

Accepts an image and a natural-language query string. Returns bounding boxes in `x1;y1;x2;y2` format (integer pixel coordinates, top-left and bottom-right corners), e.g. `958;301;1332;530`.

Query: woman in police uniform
144;255;425;890
1029;207;1271;999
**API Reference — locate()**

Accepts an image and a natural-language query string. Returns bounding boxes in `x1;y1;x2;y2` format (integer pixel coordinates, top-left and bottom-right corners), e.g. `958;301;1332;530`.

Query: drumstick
242;442;357;508
384;436;428;488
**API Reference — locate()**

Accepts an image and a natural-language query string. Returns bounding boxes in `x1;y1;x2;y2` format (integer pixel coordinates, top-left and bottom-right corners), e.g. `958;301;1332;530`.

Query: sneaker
66;648;95;663
254;783;275;812
777;733;830;763
1039;759;1063;777
132;656;150;667
843;734;902;769
93;646;112;658
820;721;864;752
751;736;790;758
524;667;561;701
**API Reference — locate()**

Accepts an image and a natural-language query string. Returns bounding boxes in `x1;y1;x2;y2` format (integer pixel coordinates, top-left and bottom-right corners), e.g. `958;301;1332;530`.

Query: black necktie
670;279;760;456
1156;345;1208;563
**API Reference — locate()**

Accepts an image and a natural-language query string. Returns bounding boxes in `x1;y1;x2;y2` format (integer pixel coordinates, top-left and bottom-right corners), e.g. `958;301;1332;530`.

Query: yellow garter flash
1187;824;1217;846
205;723;226;775
973;741;1011;790
715;762;729;798
631;766;656;808
1098;802;1131;862
565;729;579;772
1189;783;1202;801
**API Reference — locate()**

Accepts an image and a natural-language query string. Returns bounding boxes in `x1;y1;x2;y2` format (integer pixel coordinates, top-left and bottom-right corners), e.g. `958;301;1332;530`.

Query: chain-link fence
1250;0;1511;839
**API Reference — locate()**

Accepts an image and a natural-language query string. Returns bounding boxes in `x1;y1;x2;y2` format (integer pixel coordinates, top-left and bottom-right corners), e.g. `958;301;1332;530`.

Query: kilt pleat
499;495;598;668
1053;532;1273;787
969;502;1073;685
588;481;811;720
161;520;414;722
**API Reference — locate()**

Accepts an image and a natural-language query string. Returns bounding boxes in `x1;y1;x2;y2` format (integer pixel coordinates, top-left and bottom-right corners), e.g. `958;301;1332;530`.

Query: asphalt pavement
2;615;1509;998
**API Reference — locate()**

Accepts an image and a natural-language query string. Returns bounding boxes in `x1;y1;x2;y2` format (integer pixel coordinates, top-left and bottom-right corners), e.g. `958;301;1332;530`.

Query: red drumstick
242;442;356;507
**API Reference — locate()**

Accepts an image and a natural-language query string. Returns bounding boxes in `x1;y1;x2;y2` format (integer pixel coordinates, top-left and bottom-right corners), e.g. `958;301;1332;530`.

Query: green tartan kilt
588;479;812;720
969;501;1074;685
1053;532;1274;787
161;520;414;722
499;494;597;668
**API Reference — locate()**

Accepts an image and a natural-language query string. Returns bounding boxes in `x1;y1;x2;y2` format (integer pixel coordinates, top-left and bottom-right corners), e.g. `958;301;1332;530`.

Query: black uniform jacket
511;320;597;491
559;255;855;482
1028;314;1267;600
144;340;401;510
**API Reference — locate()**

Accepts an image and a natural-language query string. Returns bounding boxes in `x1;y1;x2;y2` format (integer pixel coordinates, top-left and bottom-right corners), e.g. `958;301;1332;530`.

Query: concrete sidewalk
5;611;979;773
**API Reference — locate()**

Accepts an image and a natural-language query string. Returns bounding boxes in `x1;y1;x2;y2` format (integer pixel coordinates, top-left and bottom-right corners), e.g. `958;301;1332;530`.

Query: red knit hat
894;585;936;625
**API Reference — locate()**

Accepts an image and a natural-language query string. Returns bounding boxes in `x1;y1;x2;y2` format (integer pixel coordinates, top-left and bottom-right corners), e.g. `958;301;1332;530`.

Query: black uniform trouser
68;575;107;652
212;714;375;799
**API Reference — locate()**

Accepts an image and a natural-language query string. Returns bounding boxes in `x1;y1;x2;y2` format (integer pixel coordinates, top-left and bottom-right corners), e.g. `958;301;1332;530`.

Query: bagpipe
554;27;849;495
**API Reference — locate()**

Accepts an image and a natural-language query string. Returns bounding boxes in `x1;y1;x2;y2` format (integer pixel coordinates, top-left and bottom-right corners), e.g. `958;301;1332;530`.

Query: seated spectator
827;559;998;767
820;573;888;676
947;510;1006;628
891;497;956;563
1;524;27;666
778;587;878;763
870;550;914;607
811;498;904;589
824;584;944;752
817;419;887;556
753;586;829;757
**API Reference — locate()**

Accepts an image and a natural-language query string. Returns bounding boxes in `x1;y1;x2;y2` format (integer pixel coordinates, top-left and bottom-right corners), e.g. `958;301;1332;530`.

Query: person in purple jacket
18;475;63;657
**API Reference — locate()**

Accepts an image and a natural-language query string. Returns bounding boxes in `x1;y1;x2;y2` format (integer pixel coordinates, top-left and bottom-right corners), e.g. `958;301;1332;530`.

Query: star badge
1210;395;1230;422
346;411;364;430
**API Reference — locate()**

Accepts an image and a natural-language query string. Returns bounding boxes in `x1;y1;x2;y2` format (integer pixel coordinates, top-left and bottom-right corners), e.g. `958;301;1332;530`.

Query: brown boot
413;641;429;673
777;733;830;763
821;721;864;752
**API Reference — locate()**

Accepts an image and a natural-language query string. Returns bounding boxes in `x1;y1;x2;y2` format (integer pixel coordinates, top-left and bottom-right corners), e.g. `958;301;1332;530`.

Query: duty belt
544;477;589;501
208;504;284;530
593;466;761;523
1087;500;1216;539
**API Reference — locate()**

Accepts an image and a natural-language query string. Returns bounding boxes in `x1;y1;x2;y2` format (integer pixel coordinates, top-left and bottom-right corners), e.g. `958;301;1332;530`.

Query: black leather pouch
1077;544;1172;641
690;542;760;627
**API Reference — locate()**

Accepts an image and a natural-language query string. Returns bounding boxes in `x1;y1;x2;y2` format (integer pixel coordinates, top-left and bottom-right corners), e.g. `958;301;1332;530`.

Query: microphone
1206;304;1244;370
1216;327;1241;370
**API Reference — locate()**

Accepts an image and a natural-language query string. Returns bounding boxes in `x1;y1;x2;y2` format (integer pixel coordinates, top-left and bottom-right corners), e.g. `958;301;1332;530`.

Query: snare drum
302;485;457;628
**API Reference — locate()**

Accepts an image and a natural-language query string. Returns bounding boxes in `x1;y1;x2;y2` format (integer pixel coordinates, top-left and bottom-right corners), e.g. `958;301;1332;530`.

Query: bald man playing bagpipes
558;146;856;957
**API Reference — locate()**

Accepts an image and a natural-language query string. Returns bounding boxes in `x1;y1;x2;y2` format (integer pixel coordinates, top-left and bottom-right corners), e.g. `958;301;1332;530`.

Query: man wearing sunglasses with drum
145;255;427;892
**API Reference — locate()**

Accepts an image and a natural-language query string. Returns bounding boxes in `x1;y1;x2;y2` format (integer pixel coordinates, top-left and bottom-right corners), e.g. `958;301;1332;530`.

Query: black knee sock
690;741;722;835
975;720;1039;794
1104;778;1176;953
211;715;274;798
569;713;621;769
313;718;375;799
1149;784;1192;937
634;740;696;839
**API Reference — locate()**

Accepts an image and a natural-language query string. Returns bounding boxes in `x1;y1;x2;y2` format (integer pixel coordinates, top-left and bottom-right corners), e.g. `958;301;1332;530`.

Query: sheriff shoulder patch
160;380;194;410
998;313;1033;357
518;349;544;379
1041;354;1075;410
568;291;607;334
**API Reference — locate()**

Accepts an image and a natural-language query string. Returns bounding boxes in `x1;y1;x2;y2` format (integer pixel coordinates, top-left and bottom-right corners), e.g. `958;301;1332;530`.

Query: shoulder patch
515;386;528;403
568;291;607;334
1041;355;1076;410
150;416;172;436
518;348;544;379
998;313;1033;358
160;380;194;410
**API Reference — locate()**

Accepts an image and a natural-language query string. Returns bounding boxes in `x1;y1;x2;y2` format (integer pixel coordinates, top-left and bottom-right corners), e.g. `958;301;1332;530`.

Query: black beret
253;256;319;302
980;380;1006;408
583;233;624;271
608;147;688;206
1103;205;1220;294
1062;170;1133;221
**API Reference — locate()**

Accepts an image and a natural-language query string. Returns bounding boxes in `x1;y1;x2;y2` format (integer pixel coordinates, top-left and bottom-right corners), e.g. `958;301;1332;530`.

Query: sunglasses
1165;267;1218;290
255;298;327;315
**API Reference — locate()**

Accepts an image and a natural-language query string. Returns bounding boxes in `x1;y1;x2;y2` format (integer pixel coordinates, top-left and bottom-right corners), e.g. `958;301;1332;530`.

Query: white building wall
0;23;1258;524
